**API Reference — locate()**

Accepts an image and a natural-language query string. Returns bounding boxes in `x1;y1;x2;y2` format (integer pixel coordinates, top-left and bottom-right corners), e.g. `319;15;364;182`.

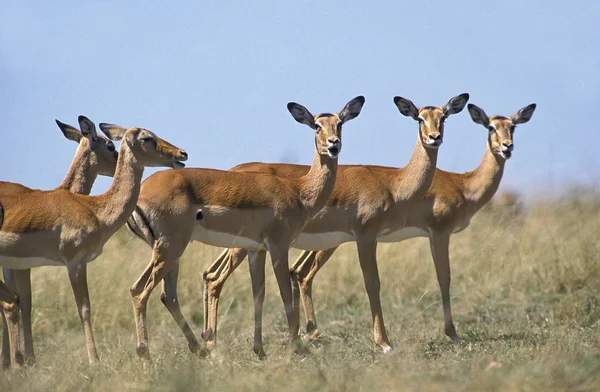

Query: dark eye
141;134;154;142
510;126;516;133
107;142;115;152
488;126;495;132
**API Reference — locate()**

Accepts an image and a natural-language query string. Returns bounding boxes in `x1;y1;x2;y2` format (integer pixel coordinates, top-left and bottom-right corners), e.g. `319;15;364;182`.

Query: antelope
0;118;119;369
0;117;188;366
206;102;536;352
125;97;364;360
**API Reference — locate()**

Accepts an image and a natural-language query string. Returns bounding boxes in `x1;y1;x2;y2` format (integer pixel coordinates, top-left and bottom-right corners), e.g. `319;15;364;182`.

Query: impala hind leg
429;232;458;342
247;250;267;359
3;269;34;365
160;262;205;357
291;247;338;338
68;263;99;364
356;238;393;353
202;247;248;353
0;283;23;369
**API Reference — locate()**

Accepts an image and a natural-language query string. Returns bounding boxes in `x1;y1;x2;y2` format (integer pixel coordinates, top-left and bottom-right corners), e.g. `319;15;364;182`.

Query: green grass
1;189;600;391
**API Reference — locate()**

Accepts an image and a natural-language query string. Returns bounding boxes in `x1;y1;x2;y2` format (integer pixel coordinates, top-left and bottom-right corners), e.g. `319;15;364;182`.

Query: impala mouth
424;139;442;149
173;161;186;169
500;151;512;160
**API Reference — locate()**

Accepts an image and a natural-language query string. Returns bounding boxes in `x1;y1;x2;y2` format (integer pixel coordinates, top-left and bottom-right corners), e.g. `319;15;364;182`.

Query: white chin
327;152;339;159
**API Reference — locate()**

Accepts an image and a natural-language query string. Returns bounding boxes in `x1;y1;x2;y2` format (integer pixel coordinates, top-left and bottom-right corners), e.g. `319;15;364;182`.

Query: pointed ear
287;102;316;129
56;119;82;143
99;123;127;141
511;103;536;125
468;104;490;127
77;115;98;141
443;93;470;116
339;96;365;123
393;96;419;120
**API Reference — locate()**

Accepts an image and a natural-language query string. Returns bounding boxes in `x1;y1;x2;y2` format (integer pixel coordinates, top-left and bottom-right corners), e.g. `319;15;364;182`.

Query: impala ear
443;93;470;116
287;102;316;129
99;123;127;141
511;103;537;125
339;96;365;123
468;104;490;127
78;115;99;143
393;96;419;120
56;119;82;143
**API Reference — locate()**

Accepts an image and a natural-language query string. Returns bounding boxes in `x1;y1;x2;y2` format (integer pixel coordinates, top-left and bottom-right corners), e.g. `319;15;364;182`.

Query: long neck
392;138;438;202
463;142;506;209
93;144;144;230
299;150;337;215
55;142;98;195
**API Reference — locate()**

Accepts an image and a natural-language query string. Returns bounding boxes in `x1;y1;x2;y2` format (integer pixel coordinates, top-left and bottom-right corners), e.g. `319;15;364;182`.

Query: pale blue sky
1;1;599;196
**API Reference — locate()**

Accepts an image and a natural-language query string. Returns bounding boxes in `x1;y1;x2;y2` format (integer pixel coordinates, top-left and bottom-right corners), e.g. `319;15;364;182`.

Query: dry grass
1;188;600;391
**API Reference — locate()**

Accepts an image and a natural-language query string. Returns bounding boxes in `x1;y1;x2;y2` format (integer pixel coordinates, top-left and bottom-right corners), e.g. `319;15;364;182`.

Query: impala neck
464;142;506;209
300;151;337;215
95;143;144;229
56;141;98;195
392;138;438;202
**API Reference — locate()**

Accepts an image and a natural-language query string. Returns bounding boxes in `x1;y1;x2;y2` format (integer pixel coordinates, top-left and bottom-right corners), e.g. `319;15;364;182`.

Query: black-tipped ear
99;123;127;141
78;115;98;141
393;96;419;120
339;96;365;123
512;104;536;125
443;93;470;116
287;102;316;129
468;104;490;127
56;119;82;143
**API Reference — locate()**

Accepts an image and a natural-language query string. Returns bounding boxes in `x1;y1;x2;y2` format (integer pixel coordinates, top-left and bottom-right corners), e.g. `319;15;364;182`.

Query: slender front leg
247;250;267;359
3;269;34;365
67;263;99;364
355;237;392;353
160;261;203;356
130;244;181;361
202;247;248;353
0;282;23;369
291;247;338;338
428;231;458;342
268;246;300;350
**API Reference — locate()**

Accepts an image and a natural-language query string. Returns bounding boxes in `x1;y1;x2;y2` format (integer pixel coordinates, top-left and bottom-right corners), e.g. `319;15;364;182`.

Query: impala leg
202;247;248;353
247;250;267;359
429;231;458;342
289;250;315;328
4;269;34;365
67;263;99;364
268;247;301;351
291;247;338;338
131;243;181;360
160;261;203;356
0;281;23;369
356;237;392;353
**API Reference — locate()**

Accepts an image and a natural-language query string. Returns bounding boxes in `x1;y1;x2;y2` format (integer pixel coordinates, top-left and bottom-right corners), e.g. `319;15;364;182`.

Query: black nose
328;138;339;144
502;142;513;149
180;151;188;159
428;134;441;141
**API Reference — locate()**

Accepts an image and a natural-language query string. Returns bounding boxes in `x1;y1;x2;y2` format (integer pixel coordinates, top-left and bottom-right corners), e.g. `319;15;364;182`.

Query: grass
1;188;600;391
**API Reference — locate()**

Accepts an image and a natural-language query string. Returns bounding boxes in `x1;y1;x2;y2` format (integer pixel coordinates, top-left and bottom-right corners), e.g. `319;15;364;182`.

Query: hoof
382;345;394;355
253;345;267;360
136;345;151;361
451;335;461;344
201;328;213;341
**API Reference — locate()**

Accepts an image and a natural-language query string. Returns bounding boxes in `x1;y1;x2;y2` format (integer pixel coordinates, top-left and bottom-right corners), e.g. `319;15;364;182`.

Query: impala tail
126;205;156;246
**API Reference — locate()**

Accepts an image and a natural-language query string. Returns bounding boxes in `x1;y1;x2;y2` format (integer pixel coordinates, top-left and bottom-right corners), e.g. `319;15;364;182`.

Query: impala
125;97;364;360
0;118;118;369
0;117;187;366
207;101;536;352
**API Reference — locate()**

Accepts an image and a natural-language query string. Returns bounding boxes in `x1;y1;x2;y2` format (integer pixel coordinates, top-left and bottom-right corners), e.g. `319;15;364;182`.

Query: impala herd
0;95;536;369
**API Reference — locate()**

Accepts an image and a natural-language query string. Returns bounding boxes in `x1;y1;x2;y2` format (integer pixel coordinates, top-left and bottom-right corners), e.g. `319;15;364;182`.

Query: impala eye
107;142;115;152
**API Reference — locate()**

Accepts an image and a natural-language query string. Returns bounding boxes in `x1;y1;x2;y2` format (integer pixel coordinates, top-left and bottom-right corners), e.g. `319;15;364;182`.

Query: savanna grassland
1;189;599;391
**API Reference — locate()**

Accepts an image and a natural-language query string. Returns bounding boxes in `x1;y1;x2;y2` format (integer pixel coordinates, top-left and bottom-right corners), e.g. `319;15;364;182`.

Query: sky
1;1;599;197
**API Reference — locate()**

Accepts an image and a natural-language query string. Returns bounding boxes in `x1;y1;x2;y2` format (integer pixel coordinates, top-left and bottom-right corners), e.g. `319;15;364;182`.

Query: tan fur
126;97;365;360
0;117;187;365
0;119;118;369
202;101;536;354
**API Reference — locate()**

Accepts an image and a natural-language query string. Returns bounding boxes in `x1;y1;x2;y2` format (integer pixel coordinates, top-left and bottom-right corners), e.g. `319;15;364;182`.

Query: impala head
287;96;365;159
56;117;119;177
394;93;469;149
468;103;536;160
97;122;188;169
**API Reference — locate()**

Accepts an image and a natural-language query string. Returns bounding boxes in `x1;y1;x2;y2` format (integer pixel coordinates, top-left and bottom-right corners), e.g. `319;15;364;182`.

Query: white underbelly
0;256;64;269
377;227;429;242
191;226;266;251
292;231;354;251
